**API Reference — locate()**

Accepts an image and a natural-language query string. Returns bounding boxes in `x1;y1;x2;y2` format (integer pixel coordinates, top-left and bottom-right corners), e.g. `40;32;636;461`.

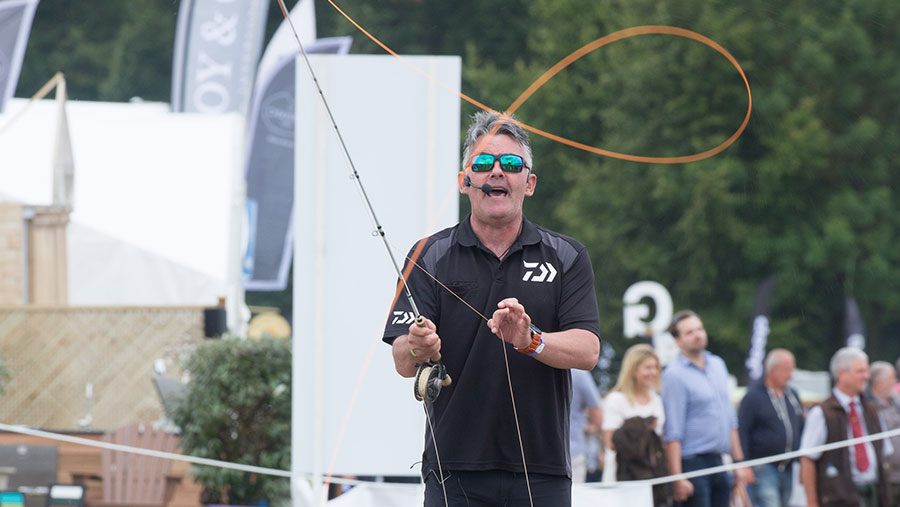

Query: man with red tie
800;347;891;507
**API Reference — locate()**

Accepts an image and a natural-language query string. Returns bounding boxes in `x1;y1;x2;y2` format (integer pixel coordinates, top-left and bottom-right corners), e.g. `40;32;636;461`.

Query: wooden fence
0;306;204;431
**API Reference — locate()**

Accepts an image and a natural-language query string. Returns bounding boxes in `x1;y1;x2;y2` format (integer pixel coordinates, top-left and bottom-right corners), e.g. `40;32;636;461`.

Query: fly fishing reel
414;360;452;403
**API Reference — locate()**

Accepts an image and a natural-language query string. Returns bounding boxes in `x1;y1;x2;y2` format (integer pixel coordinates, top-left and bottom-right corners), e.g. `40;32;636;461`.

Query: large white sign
623;280;679;365
292;55;461;483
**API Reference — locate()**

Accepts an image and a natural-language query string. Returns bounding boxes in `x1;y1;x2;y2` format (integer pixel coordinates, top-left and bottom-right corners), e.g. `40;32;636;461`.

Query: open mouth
489;188;508;197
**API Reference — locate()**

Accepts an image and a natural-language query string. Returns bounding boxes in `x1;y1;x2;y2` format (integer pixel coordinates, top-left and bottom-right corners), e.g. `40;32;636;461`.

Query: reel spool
414;362;452;402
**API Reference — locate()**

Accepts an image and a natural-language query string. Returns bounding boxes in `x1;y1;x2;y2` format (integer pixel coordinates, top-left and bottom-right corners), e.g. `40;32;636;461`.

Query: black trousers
424;469;571;507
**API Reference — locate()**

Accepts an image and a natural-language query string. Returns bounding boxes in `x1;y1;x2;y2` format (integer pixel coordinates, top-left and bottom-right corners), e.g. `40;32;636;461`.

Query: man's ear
457;171;467;193
524;171;537;197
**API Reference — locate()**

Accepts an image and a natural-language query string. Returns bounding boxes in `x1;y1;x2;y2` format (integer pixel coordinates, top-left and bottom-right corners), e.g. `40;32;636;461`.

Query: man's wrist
516;326;544;356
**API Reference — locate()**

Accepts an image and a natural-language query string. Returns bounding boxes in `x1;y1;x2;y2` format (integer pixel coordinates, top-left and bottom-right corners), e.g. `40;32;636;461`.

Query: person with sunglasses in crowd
383;111;602;506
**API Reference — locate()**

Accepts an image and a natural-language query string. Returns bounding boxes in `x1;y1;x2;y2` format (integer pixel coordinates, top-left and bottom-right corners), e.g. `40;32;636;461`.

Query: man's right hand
407;317;441;361
673;479;694;502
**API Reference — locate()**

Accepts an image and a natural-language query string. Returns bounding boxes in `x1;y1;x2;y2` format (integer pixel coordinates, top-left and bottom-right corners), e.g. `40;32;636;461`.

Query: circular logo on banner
261;90;294;140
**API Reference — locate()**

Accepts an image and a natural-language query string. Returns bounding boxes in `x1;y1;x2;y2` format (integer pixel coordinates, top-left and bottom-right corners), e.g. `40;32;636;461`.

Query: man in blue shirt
570;368;603;483
662;310;752;507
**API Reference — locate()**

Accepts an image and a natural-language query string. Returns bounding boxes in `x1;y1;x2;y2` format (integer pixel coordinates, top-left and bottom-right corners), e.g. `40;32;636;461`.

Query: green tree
173;337;291;505
464;0;900;372
18;0;176;101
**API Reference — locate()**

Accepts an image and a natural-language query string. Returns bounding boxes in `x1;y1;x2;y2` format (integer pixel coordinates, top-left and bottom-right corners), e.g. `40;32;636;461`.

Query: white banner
170;0;268;113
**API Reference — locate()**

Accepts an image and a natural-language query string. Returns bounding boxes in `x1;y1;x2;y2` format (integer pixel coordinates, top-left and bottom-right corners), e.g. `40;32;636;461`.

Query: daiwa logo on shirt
522;260;557;282
392;311;416;325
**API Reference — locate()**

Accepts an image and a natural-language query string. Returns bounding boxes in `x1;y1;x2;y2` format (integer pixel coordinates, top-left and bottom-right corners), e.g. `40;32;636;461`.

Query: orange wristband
517;332;543;355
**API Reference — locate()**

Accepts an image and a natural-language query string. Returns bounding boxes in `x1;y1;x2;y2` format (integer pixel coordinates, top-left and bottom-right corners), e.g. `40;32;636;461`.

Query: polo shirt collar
457;214;541;249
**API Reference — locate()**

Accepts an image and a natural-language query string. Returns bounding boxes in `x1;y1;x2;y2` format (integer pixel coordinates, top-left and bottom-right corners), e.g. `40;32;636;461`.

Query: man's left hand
487;297;532;349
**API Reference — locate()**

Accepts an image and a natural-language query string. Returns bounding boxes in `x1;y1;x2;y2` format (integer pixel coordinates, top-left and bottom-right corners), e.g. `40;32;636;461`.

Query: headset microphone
463;176;493;195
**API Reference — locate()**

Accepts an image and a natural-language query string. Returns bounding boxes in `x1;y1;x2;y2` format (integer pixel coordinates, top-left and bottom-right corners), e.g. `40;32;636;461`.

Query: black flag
745;275;776;381
844;296;866;350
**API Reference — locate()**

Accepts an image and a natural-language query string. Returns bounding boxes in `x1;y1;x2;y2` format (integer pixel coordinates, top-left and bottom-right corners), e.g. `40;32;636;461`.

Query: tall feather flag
242;0;351;290
844;296;866;350
170;0;269;113
0;0;39;113
745;275;776;381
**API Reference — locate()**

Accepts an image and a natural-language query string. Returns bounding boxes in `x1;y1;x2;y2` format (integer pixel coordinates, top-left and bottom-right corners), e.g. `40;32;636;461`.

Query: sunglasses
469;153;529;173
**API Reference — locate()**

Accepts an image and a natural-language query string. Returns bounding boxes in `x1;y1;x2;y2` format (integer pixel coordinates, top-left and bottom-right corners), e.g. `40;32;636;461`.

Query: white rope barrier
4;421;900;489
589;426;900;489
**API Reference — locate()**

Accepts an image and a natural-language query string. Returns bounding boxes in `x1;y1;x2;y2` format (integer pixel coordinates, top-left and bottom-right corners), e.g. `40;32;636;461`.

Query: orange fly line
323;1;752;164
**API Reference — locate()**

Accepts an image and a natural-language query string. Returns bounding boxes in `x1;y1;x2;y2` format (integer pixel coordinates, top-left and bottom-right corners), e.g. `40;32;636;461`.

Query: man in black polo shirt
383;111;601;506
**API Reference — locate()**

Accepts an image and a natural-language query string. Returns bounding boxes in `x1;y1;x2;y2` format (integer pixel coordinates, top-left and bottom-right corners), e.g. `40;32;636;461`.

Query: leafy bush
173;336;291;505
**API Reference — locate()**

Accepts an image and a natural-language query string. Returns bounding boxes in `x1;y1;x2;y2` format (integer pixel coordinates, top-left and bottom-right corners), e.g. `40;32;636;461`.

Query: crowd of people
570;311;900;507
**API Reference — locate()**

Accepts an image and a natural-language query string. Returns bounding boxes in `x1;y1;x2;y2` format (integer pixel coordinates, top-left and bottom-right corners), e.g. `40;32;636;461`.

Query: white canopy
0;98;244;310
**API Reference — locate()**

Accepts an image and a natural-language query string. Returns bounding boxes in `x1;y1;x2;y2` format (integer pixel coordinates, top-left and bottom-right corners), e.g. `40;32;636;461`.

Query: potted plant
173;336;291;506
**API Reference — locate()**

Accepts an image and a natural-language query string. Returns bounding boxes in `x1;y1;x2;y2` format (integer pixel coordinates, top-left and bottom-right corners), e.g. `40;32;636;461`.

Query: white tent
0;98;245;316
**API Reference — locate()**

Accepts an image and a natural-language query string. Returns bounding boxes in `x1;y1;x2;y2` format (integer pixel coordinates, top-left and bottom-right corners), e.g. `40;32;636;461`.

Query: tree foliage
464;0;900;371
18;0;176;101
172;337;291;505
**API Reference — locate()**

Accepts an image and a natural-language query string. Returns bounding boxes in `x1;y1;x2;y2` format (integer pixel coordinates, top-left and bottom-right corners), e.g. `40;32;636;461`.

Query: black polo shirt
383;215;601;478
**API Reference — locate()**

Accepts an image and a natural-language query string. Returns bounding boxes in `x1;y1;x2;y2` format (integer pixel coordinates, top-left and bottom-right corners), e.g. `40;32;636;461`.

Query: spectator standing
602;344;668;504
570;368;603;483
738;348;804;507
869;361;900;505
602;344;665;483
799;347;890;507
662;310;752;507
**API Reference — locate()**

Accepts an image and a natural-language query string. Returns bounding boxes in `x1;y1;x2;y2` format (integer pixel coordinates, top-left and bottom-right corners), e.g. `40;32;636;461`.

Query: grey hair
764;348;794;375
870;361;895;386
829;347;868;379
461;111;533;172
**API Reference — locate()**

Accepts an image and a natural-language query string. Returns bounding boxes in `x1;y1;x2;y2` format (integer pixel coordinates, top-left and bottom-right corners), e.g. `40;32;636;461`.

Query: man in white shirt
799;347;890;507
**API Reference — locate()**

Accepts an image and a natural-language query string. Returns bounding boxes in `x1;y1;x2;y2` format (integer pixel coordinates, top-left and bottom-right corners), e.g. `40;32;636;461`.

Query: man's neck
835;385;858;399
470;215;523;259
682;350;705;369
764;378;784;396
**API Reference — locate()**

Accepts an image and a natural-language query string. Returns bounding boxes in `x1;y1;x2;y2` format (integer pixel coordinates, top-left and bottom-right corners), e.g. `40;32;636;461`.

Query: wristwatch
517;325;544;357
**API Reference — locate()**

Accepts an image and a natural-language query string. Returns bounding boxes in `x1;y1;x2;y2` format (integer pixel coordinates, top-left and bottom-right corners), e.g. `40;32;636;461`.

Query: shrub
173;336;291;505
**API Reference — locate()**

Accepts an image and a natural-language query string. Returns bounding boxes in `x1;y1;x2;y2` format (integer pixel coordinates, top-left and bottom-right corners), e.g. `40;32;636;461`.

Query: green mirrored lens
472;154;495;171
499;155;524;172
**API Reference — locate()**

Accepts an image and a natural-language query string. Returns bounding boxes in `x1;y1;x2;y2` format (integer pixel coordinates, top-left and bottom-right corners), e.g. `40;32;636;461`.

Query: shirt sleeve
571;371;590;412
604;392;632;431
662;369;688;443
652;394;665;436
585;374;602;408
799;405;826;461
737;391;755;459
556;244;601;337
878;412;895;457
714;356;739;430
